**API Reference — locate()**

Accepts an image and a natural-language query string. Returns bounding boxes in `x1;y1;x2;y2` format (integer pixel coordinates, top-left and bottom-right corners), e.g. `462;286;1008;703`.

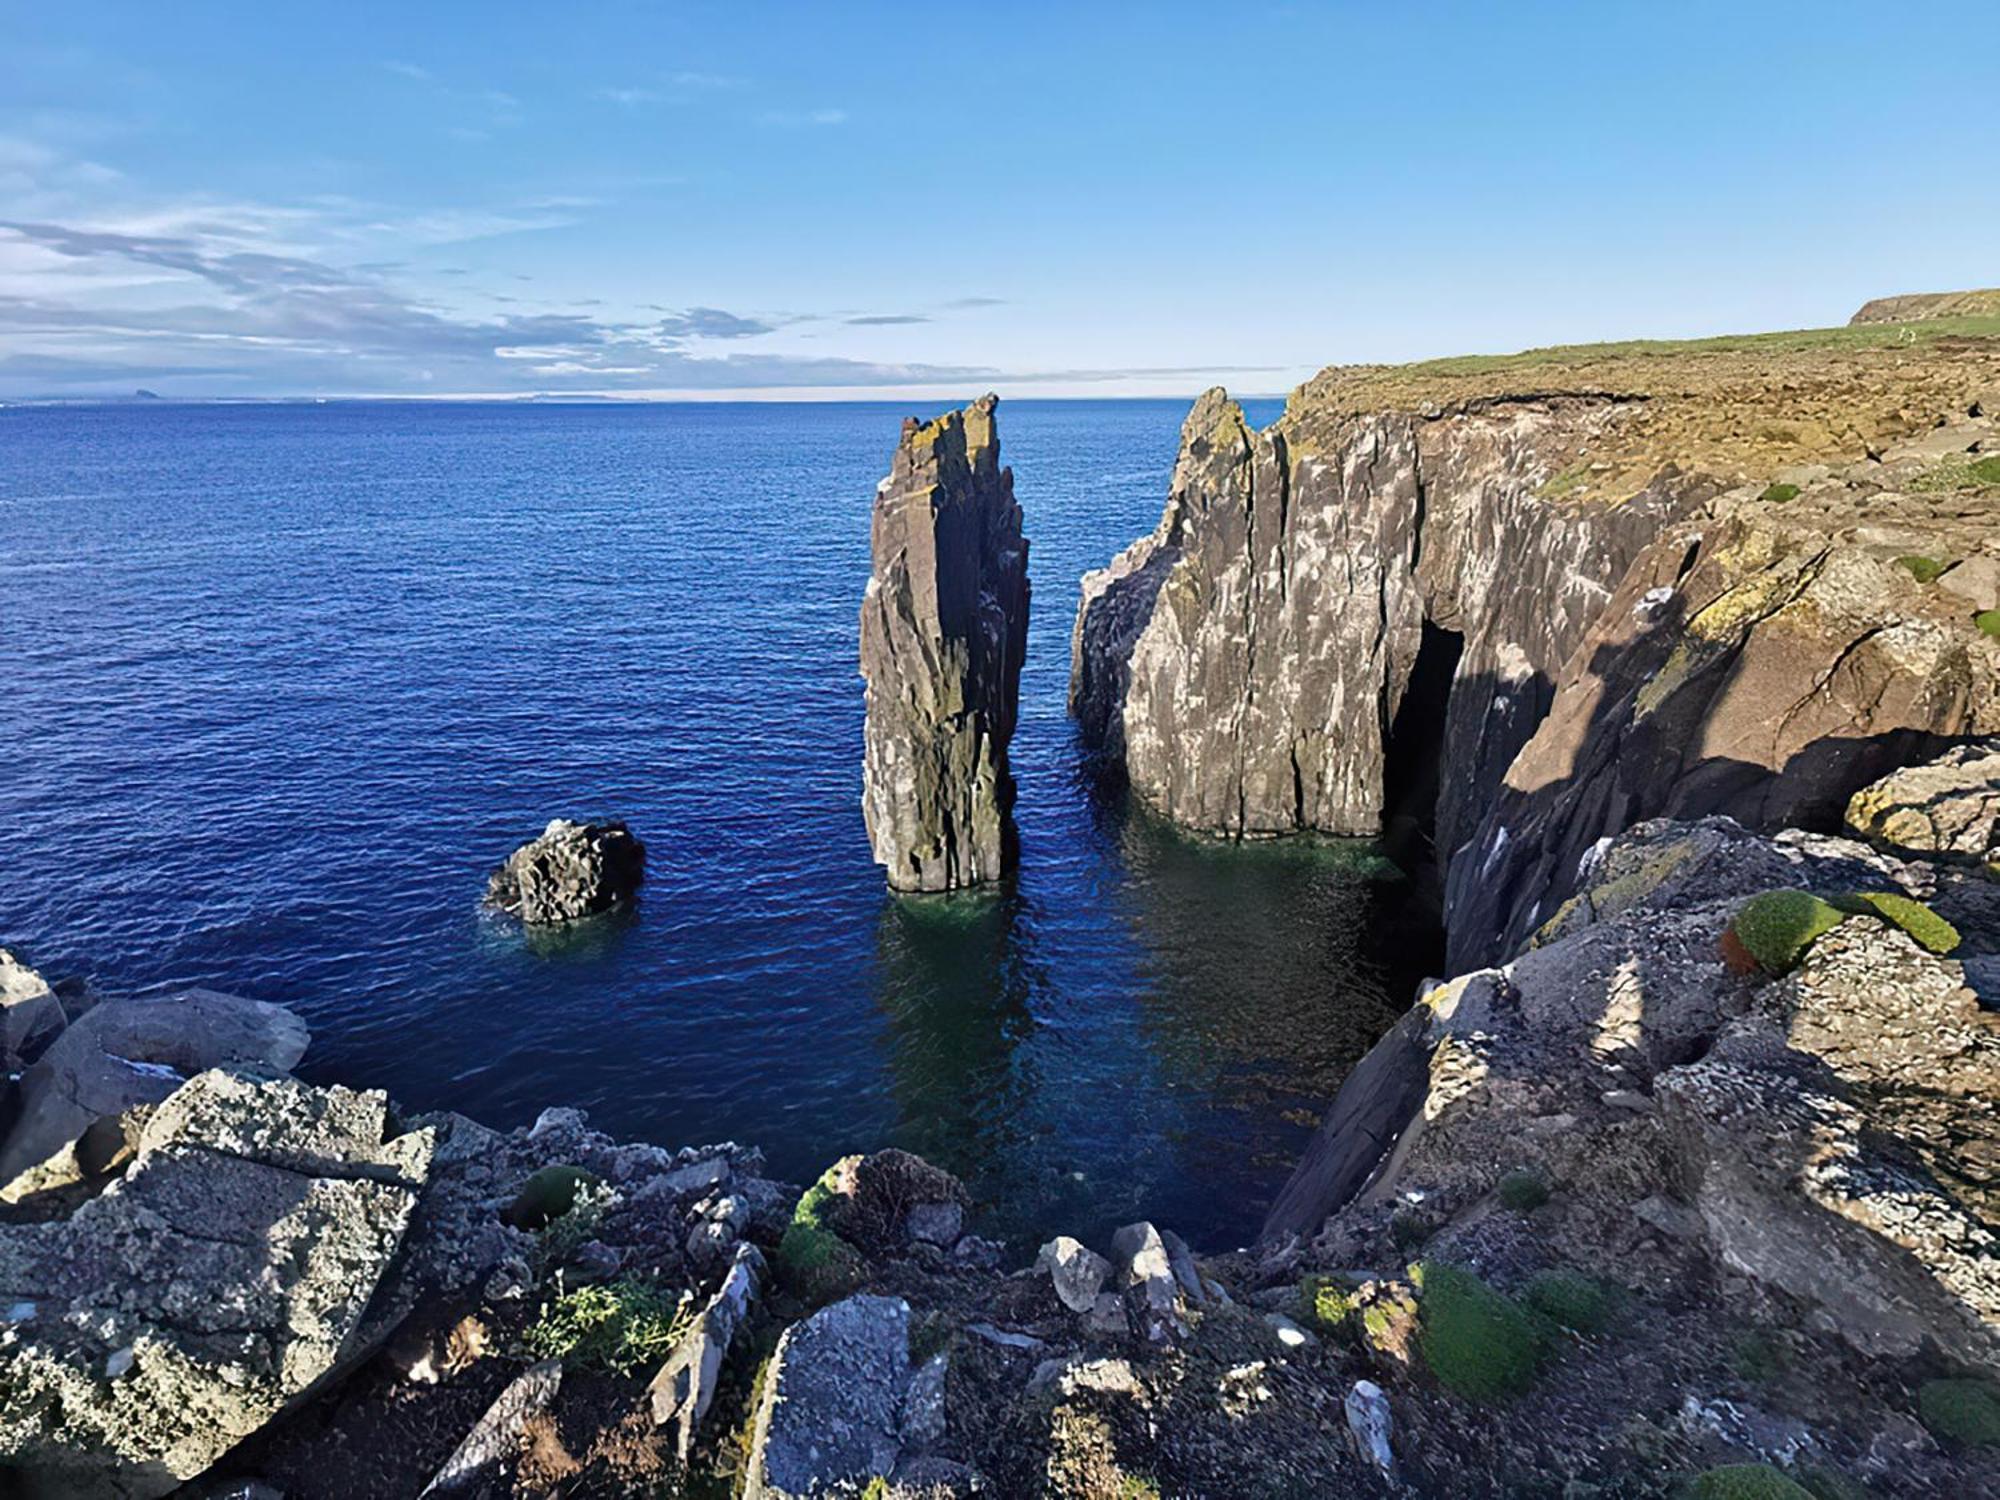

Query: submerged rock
484;817;646;925
860;394;1030;892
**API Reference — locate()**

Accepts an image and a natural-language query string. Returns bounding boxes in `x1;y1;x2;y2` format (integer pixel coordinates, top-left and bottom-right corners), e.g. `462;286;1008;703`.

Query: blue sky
2;1;1994;399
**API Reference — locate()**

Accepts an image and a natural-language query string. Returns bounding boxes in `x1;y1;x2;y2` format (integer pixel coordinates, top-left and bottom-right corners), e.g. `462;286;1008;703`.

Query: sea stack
860;394;1029;892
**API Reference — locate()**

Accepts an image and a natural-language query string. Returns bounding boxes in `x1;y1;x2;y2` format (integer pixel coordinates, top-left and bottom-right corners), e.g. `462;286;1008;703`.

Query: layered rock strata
861;394;1029;892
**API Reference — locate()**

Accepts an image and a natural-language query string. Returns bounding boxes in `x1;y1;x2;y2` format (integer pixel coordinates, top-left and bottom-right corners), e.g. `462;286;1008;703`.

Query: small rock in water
484;818;645;925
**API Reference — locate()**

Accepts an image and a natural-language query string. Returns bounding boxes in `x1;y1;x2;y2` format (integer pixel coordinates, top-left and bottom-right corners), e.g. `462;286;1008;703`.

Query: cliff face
1074;318;2000;957
1447;463;2000;970
861;394;1030;892
1070;387;1699;855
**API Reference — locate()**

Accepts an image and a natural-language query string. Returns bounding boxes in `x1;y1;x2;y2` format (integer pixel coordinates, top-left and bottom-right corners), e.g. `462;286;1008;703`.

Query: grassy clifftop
1280;304;2000;500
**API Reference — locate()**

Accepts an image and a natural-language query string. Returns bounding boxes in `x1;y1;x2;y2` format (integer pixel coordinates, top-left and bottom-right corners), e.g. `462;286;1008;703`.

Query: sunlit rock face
860;394;1030;893
1070;385;1691;856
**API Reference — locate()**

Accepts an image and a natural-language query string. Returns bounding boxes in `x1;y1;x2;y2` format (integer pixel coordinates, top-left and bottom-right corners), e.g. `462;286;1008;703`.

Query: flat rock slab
747;1293;911;1499
0;1068;432;1499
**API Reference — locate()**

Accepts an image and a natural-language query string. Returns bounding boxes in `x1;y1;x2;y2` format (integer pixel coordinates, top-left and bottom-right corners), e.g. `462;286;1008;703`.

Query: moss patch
1496;1168;1550;1212
1729;890;1847;973
1972;455;2000;485
1759;482;1801;504
1300;1274;1356;1332
1831;890;1960;954
1896;554;1946;583
1691;1464;1814;1499
1919;1377;2000;1446
1523;1271;1616;1335
505;1164;604;1231
1976;609;2000;639
1415;1263;1542;1402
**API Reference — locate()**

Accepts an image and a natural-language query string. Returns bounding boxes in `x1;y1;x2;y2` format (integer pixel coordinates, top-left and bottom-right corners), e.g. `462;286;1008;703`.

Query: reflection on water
868;780;1432;1248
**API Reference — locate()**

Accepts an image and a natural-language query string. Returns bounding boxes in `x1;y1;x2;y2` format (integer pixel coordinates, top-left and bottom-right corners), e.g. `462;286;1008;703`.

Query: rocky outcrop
0;988;310;1194
860;395;1029;892
484;818;646;924
1447;470;2000;970
1071;386;1692;849
1846;739;2000;865
1850;287;2000;325
0;947;65;1073
1264;813;2000;1373
0;1068;433;1498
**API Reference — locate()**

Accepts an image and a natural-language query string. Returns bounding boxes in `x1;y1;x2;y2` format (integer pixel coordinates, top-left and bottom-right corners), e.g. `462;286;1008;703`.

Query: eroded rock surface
860;394;1029;892
1448;478;2000;969
0;989;310;1192
484;818;646;925
744;1293;911;1498
0;1068;432;1498
1846;739;2000;865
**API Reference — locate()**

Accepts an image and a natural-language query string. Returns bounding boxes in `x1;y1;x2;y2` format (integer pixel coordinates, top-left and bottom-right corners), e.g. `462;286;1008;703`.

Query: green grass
775;1161;866;1303
1415;1263;1543;1402
1972;455;2000;485
1977;609;2000;640
1919;1378;2000;1446
1830;891;1960;954
524;1278;690;1375
1389;313;2000;381
1730;890;1847;973
1759;482;1801;504
1896;554;1946;583
1691;1464;1814;1499
1522;1271;1616;1335
1496;1168;1550;1212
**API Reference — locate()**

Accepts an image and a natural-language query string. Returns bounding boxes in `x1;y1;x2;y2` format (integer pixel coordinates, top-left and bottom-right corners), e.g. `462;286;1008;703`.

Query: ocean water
0;398;1433;1248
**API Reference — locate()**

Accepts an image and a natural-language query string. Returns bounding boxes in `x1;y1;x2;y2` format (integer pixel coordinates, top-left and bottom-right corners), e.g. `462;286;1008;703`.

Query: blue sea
0;398;1431;1248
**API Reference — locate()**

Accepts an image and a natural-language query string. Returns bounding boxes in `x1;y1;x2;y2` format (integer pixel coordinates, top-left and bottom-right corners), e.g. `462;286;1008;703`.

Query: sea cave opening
1380;616;1466;903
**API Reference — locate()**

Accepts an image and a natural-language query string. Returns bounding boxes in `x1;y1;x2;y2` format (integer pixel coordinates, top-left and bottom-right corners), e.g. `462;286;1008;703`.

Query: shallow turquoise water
0;398;1432;1247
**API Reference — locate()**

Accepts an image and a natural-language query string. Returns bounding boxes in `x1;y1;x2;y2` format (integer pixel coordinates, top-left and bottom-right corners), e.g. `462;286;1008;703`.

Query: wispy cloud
846;313;927;326
943;296;1006;309
755;108;847;129
381;60;433;82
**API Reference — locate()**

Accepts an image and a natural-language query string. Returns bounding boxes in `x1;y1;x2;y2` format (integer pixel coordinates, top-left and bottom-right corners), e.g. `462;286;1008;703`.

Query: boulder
0;946;66;1071
744;1294;912;1499
860;394;1030;892
813;1148;970;1255
0;1068;433;1498
1846;741;2000;865
1109;1221;1190;1342
1037;1234;1112;1315
0;989;310;1194
419;1359;562;1496
484;818;645;924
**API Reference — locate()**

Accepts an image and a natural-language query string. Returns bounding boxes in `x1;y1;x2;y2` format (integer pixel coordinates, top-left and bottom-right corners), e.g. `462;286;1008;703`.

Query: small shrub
1971;455;2000;486
1729;890;1846;973
1691;1464;1814;1499
1390;1208;1434;1251
1896;554;1946;583
1732;1328;1789;1382
1918;1377;2000;1446
1300;1274;1356;1331
1522;1270;1615;1335
1976;609;2000;640
1496;1168;1550;1212
1760;482;1801;504
506;1164;604;1231
524;1278;690;1375
1832;890;1960;954
1416;1263;1542;1402
775;1221;863;1304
